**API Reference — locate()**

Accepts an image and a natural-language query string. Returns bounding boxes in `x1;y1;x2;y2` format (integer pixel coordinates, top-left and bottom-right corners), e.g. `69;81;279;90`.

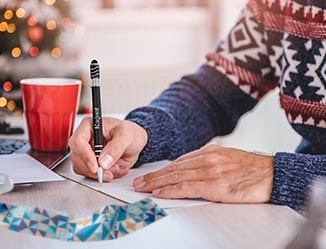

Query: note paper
0;154;63;184
60;160;210;208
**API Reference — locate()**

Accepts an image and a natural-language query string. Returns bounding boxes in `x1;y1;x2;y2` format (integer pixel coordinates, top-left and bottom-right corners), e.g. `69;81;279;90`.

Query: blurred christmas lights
0;0;88;115
16;8;26;18
3;81;13;92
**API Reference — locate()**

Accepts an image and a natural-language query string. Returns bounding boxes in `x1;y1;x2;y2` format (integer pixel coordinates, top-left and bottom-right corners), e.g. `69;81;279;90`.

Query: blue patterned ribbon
0;197;167;241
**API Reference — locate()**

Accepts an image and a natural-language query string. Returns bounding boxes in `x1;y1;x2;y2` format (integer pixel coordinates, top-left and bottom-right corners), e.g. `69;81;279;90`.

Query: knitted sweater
125;0;326;212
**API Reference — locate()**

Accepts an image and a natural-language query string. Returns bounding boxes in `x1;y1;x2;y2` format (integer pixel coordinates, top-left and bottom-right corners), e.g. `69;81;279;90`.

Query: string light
7;100;16;111
61;18;71;27
16;8;26;18
0;22;8;32
0;97;7;108
4;10;13;20
3;81;12;92
51;47;61;57
29;46;39;57
7;23;16;33
28;16;38;26
46;20;56;30
0;0;82;115
45;0;56;5
75;25;85;36
11;47;21;58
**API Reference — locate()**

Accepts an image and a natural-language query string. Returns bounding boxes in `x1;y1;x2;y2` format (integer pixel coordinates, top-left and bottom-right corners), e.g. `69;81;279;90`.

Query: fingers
71;151;98;178
69;117;98;174
134;168;201;192
69;117;140;181
98;120;147;170
98;138;126;170
151;181;207;199
133;148;231;185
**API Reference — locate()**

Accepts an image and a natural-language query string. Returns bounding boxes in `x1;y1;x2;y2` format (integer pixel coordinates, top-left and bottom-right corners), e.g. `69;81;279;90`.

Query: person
69;0;326;212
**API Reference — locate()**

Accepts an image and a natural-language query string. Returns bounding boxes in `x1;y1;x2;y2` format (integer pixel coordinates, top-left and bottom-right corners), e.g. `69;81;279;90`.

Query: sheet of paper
60;160;210;209
0;154;63;184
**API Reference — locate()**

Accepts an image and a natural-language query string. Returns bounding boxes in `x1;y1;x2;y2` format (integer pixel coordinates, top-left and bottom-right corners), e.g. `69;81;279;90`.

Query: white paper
60;160;210;209
0;154;64;184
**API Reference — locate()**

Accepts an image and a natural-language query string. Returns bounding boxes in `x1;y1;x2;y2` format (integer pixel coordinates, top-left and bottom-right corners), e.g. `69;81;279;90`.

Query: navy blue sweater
126;0;326;211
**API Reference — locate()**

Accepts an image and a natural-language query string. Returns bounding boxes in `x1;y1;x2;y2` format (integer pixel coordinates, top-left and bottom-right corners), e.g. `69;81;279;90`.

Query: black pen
90;59;104;186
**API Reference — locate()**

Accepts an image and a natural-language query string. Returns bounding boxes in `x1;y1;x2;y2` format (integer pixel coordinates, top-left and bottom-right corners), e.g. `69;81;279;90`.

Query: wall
78;6;211;113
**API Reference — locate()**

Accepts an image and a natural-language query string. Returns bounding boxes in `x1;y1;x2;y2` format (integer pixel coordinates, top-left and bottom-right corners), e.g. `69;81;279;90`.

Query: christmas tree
0;0;89;116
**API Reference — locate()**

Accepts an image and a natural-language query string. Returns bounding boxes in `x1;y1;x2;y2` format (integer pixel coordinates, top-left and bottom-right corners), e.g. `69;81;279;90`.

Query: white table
1;115;325;249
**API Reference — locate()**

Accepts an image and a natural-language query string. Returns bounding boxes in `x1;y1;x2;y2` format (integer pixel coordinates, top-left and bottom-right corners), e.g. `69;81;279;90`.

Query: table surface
1;116;325;249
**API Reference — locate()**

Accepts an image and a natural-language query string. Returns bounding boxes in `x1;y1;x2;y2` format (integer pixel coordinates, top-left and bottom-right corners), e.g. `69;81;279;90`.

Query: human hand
68;117;148;182
133;144;274;204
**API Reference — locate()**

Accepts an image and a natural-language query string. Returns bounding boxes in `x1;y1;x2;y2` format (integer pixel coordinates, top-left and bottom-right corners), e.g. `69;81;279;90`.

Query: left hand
133;144;274;204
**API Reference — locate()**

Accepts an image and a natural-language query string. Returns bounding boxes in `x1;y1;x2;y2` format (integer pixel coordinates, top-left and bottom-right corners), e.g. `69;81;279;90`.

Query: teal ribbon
0;197;167;241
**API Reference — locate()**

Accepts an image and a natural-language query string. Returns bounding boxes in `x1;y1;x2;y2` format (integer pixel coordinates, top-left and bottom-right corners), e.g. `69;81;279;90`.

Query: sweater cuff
125;106;179;167
271;152;323;211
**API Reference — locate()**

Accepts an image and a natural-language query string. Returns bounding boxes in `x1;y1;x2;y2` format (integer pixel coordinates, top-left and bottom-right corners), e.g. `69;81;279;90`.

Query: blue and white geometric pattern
0;198;167;241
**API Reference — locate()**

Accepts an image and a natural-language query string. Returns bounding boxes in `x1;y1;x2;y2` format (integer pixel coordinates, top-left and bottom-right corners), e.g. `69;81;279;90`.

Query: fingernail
100;154;114;169
110;164;119;174
135;181;145;189
152;189;161;195
103;171;113;182
133;176;143;184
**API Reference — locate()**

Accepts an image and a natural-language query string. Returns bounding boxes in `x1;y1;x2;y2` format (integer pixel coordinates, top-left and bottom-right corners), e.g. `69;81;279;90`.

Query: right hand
68;117;148;182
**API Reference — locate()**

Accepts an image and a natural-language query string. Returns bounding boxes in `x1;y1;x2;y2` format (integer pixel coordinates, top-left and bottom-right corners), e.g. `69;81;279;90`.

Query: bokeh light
61;18;71;27
29;46;39;56
75;25;85;36
46;20;57;30
28;16;38;26
4;10;14;20
0;97;7;108
7;23;16;33
7;100;16;111
45;0;56;5
3;81;13;92
16;8;26;18
11;47;21;58
51;47;62;57
0;22;8;32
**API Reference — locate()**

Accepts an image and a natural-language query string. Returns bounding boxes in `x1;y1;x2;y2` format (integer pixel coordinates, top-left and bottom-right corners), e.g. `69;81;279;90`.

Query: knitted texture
126;0;326;211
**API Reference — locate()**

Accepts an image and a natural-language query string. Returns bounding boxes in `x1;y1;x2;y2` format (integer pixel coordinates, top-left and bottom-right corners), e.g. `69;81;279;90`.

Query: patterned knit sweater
125;0;326;212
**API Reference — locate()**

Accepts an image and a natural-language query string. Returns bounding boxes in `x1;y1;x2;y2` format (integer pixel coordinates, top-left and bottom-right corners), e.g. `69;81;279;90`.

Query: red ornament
27;25;44;43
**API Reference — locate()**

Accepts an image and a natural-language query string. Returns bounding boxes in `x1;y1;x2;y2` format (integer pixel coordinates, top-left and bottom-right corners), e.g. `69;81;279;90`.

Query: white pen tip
97;167;103;187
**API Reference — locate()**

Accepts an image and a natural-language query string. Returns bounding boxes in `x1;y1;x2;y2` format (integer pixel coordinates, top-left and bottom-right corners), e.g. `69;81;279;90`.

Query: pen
90;59;104;186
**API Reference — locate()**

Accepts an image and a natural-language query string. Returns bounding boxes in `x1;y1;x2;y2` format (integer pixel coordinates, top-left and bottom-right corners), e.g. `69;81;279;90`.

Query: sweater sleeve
125;65;258;166
125;2;278;166
271;153;326;212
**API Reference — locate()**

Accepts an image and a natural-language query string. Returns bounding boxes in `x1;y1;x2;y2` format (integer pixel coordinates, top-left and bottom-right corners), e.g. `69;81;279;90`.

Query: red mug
20;78;81;152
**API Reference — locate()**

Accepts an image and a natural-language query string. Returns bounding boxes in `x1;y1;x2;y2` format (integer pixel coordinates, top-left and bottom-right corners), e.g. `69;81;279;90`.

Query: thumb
98;136;128;170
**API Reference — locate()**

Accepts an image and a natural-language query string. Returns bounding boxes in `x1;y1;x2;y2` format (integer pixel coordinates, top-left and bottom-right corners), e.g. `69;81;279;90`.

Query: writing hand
69;117;148;182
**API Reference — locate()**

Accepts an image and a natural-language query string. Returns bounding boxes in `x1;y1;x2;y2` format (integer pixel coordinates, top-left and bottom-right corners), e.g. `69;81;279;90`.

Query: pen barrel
91;86;103;158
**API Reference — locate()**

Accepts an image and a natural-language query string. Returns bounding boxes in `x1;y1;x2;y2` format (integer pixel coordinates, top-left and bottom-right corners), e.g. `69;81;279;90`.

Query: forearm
271;152;326;211
126;65;257;166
